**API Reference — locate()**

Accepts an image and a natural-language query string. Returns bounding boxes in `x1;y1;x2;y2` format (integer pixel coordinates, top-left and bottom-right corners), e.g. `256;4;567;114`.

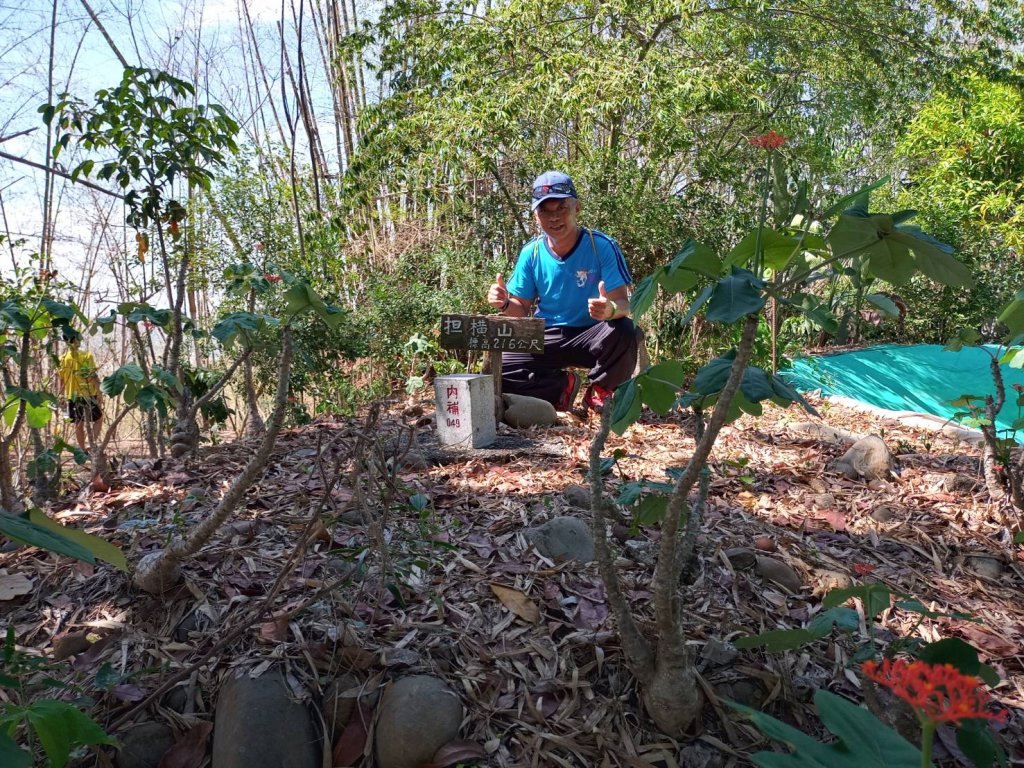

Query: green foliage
181;365;234;426
211;312;279;350
0;509;124;570
26;437;87;491
101;364;177;418
730;689;923;768
44;67;239;229
826;199;973;288
890;74;1024;342
2;389;56;430
0;628;117;768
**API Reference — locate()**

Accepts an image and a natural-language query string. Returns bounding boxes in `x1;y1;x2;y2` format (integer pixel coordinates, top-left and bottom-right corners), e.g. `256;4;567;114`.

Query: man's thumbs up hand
589;280;616;321
488;272;510;310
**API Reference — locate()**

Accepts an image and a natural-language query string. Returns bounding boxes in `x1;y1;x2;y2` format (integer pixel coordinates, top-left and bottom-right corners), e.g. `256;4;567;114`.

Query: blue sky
0;0;353;300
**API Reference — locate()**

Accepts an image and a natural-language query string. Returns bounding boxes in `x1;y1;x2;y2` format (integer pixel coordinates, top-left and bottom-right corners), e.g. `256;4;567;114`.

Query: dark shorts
68;397;101;423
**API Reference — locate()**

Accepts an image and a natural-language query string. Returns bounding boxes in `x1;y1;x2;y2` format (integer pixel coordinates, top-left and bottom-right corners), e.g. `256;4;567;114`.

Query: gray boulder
375;676;463;768
115;722;175;768
832;435;895;481
526;516;594;563
562;484;591;509
790;421;860;443
755;556;803;593
501;393;557;427
212;669;320;768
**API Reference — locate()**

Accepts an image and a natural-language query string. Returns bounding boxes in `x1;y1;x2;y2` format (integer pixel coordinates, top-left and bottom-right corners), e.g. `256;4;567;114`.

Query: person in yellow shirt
57;330;103;450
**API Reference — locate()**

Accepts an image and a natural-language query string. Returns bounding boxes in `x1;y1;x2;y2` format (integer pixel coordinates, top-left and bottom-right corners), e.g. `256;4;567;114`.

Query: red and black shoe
582;383;614;413
555;371;583;412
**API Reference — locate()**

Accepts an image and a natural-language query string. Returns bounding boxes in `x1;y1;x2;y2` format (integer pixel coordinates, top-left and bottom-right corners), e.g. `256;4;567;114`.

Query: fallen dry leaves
0;399;1021;767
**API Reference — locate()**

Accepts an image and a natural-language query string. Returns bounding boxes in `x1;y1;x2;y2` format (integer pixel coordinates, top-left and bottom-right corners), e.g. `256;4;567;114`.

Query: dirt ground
2;393;1022;767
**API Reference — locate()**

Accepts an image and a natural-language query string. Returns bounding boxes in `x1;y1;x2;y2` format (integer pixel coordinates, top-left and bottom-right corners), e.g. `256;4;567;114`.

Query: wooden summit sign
439;314;544;353
439;314;545;417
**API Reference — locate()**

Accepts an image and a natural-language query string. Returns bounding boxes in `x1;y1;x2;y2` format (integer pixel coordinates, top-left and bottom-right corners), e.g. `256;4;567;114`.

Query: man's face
534;198;580;240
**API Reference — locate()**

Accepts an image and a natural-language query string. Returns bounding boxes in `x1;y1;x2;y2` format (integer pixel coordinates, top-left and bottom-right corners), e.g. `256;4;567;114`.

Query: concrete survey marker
435;374;496;448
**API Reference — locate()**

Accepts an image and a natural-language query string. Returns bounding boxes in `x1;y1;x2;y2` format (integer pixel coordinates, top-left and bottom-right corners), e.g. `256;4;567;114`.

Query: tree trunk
643;642;702;736
588;314;759;737
133;328;293;594
244;293;265;437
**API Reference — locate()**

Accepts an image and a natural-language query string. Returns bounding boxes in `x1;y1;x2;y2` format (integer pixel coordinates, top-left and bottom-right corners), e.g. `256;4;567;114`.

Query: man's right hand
488;273;509;309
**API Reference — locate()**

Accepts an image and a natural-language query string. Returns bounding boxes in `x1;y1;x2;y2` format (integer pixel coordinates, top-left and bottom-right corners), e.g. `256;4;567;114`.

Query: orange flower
862;659;1007;726
749;130;787;151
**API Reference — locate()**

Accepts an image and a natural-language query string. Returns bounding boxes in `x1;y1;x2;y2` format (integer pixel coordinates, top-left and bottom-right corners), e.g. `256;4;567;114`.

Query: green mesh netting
781;344;1024;439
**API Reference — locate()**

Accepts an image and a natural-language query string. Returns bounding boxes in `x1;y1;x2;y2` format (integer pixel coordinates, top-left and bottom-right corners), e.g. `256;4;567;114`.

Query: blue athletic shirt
506;228;632;328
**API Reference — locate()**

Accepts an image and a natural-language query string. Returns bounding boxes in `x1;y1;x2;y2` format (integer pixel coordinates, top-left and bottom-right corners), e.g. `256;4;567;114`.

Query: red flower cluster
264;273;282;284
748;130;787;151
862;659;1007;726
853;562;876;576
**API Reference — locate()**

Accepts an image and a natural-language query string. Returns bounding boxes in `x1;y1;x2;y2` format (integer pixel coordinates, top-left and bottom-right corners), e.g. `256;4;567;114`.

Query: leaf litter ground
1;395;1022;767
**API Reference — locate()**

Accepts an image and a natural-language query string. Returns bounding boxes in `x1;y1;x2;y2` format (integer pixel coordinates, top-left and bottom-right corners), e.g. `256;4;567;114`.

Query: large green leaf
117;301;173;328
4;387;56;408
725;229;804;271
0;732;30;768
728;700;844;767
823;583;892;619
814;690;923;768
26;509;126;570
659;265;701;294
735;627;820;652
820;177;890;219
827;209;885;254
637;360;685;414
0;300;34;332
0;512;95;563
915;637;999;686
283;283;314;316
610;378;642;435
956;718;1007;768
678;283;715;327
997;290;1024;337
945;327;983;352
864;293;900;317
26;699;118;768
667;239;721;277
635;494;668;526
25;402;52;429
807;606;859;635
705;268;766;323
40;298;79;322
101;364;145;397
731;690;924;768
211;312;276;348
892;225;973;288
283;284;345;329
827;209;888;251
692;353;735;396
770;374;819;415
828;210;969;287
629;271;661;319
740;366;774;403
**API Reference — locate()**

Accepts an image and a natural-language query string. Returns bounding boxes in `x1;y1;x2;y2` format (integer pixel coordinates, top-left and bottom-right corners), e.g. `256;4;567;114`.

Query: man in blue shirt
487;171;642;411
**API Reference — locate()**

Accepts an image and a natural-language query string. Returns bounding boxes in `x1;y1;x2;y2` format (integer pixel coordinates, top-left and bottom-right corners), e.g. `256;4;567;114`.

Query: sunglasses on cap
532;182;576;199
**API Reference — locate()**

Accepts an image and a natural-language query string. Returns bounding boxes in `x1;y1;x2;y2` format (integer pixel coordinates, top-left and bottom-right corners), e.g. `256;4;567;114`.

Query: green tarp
782;344;1024;440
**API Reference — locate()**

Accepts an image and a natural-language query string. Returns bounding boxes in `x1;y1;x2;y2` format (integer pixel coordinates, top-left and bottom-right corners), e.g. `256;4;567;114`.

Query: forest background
2;0;1024;460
